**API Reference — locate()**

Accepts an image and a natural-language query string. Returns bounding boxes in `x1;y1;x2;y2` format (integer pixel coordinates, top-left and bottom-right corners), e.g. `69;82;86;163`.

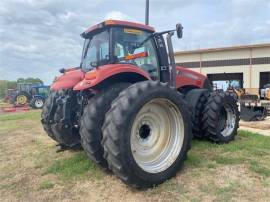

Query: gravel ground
240;116;270;136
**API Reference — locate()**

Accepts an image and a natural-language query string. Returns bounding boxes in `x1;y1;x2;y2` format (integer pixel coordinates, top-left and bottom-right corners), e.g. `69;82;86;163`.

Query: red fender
176;66;206;89
51;69;85;91
73;64;151;91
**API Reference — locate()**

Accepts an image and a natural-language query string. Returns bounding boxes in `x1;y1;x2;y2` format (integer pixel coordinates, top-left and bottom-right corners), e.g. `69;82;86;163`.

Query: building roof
174;43;270;55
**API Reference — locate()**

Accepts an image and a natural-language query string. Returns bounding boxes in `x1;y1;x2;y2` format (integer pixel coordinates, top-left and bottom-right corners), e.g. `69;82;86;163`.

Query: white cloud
104;11;133;21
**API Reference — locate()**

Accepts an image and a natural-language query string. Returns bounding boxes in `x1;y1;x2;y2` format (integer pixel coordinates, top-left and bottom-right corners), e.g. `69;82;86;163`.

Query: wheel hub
35;99;44;108
131;98;184;173
17;95;27;105
138;124;151;140
219;104;236;137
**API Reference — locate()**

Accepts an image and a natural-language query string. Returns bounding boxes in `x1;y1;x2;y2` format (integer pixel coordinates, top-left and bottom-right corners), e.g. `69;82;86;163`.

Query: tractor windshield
81;30;110;71
112;27;159;79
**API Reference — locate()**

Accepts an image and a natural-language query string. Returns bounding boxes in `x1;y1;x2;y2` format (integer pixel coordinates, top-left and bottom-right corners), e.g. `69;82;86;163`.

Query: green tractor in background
15;83;50;109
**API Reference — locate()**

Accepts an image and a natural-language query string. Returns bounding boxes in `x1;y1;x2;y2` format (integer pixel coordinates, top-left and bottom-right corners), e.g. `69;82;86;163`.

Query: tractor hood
50;68;85;91
175;66;207;89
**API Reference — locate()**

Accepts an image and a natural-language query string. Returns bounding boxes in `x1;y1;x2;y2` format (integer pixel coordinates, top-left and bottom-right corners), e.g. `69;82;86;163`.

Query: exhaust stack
145;0;149;25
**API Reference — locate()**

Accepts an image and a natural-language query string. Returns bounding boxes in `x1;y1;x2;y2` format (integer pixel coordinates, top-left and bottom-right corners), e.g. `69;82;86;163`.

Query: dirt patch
240;117;270;136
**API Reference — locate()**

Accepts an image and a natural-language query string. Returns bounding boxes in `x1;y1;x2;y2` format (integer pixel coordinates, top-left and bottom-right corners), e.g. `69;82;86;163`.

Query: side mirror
176;23;183;38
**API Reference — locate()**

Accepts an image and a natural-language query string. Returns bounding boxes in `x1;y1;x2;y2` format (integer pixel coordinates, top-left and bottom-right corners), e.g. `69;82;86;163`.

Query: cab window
81;30;109;71
113;28;159;79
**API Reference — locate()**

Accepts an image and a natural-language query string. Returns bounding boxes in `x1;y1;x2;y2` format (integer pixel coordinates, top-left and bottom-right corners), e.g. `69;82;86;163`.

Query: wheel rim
130;98;185;173
35;99;44;108
218;104;236;137
17;95;27;105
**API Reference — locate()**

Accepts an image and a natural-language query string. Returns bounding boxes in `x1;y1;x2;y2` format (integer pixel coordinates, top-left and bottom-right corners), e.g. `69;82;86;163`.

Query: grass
45;152;103;181
39;180;54;190
250;161;270;177
186;130;270;177
0;110;270;201
0;110;41;133
0;110;41;122
214;181;239;201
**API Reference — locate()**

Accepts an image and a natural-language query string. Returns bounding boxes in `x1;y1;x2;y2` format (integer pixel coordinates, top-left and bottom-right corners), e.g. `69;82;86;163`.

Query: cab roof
81;20;155;38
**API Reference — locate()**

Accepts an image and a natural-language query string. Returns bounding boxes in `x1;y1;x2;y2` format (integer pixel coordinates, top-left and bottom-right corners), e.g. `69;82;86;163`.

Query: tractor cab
79;20;183;85
80;20;159;80
31;85;50;98
53;20;207;92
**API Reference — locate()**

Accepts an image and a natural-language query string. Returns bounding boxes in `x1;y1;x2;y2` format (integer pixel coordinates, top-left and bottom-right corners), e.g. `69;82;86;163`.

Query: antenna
145;0;149;25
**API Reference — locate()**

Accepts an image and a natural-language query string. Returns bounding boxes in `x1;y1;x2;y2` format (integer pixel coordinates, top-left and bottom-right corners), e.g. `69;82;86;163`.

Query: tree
17;77;43;84
0;80;17;98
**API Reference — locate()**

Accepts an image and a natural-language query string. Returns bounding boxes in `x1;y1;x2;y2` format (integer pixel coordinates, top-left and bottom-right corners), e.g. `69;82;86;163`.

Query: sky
0;0;270;84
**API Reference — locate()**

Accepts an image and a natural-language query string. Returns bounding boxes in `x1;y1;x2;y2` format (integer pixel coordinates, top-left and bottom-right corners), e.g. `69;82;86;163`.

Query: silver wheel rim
35;99;43;108
220;104;236;137
130;98;185;173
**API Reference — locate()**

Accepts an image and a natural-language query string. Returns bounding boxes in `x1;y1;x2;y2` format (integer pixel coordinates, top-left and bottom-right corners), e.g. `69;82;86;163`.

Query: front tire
31;97;45;109
102;81;192;188
41;90;80;148
41;92;58;142
51;100;81;148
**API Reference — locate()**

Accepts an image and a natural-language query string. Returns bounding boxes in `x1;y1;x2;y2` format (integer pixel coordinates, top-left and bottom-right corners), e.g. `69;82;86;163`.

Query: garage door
207;73;243;81
207;73;244;90
260;72;270;88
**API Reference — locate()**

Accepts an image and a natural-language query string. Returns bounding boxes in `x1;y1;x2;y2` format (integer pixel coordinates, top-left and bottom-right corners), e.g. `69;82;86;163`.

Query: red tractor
41;20;239;188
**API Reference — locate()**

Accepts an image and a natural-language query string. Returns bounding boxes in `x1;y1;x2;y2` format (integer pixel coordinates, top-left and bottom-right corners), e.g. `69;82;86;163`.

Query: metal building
175;43;270;94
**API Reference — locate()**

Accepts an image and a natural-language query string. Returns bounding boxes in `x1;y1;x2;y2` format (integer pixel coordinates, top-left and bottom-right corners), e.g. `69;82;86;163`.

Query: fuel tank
50;68;85;91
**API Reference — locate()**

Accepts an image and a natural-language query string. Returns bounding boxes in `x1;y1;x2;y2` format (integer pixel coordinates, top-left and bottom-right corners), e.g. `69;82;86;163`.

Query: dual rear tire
185;89;239;143
202;92;239;143
101;81;192;188
80;81;192;188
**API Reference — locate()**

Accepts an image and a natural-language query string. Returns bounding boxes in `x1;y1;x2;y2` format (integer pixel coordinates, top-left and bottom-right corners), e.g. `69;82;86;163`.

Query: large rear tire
192;92;209;138
185;89;209;139
102;81;192;188
15;91;30;106
80;83;130;169
203;91;239;143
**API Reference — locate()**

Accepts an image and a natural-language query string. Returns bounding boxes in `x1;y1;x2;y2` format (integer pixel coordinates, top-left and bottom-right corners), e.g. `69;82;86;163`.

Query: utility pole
145;0;149;25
